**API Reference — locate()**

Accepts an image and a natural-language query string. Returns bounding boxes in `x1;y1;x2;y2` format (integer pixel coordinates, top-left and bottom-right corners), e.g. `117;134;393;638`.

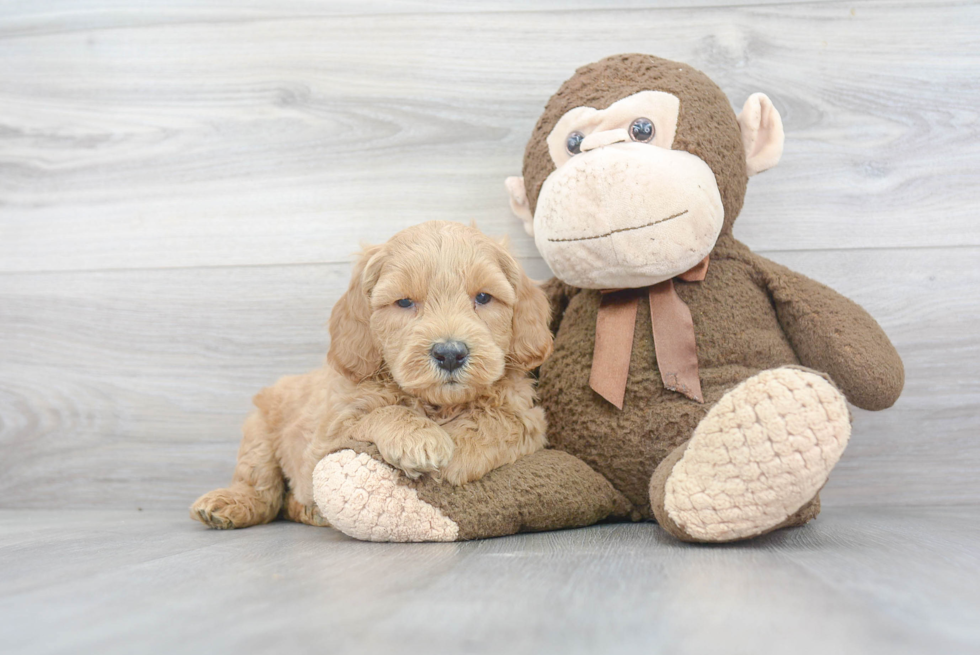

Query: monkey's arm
539;277;580;335
753;254;904;411
314;440;632;541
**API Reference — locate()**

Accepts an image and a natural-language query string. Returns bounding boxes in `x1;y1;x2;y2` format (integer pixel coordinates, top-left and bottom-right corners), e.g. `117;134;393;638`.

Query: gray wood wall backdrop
1;0;978;511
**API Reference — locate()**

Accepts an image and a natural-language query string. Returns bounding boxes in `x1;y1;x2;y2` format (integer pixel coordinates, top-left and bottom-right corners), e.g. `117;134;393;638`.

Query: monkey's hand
754;254;904;411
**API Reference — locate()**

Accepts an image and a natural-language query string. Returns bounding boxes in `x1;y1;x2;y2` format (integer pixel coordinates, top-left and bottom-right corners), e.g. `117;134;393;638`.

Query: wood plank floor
1;507;979;655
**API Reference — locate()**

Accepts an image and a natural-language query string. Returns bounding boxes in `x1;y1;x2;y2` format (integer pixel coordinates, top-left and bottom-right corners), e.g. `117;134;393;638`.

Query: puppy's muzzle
430;340;469;373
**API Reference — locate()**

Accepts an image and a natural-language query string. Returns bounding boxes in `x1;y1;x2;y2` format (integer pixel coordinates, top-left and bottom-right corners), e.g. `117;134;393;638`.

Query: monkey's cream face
532;91;724;290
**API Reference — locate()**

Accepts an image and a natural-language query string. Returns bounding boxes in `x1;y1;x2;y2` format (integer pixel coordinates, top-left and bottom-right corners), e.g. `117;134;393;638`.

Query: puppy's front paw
376;427;454;479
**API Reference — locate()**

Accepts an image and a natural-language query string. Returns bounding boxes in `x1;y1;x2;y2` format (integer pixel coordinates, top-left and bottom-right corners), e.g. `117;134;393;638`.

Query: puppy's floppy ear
497;247;553;370
328;244;385;382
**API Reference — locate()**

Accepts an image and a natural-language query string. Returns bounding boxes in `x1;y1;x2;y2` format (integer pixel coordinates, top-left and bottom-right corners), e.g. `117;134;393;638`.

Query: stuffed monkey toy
313;54;904;543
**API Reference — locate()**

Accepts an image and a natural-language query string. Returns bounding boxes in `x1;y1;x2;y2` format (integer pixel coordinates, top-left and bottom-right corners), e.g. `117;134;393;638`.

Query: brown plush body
539;235;903;522
313;54;904;543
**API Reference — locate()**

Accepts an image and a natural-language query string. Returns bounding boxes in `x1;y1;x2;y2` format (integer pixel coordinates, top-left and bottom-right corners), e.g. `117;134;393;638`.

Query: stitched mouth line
546;210;689;243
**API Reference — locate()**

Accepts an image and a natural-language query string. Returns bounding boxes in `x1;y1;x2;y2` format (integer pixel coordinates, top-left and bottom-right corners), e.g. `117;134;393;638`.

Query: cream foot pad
664;368;850;541
313;450;459;542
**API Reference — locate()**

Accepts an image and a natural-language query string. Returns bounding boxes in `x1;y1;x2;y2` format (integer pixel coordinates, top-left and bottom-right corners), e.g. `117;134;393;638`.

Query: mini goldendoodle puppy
191;221;553;529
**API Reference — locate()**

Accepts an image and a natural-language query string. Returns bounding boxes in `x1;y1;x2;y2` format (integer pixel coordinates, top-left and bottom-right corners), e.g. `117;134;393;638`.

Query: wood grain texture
0;0;979;273
0;0;978;512
1;508;978;654
0;247;976;510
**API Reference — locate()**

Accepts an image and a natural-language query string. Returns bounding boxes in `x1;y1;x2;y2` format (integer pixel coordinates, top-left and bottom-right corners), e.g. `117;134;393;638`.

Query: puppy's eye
395;298;415;309
629;117;655;142
566;131;584;155
474;292;493;305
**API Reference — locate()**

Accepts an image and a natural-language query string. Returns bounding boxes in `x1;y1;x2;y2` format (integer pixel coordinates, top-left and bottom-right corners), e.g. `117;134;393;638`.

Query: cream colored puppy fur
191;221;553;530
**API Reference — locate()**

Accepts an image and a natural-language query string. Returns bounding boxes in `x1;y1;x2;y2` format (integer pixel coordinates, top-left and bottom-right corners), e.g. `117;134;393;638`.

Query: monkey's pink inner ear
737;93;785;177
504;176;534;236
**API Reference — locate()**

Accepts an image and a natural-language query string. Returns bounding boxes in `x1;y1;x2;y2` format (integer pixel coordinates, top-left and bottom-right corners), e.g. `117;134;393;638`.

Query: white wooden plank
0;246;976;510
0;0;840;38
0;264;343;509
1;0;978;273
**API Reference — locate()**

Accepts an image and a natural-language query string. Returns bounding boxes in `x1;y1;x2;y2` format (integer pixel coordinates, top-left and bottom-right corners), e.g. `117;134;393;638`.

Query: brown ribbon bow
589;257;709;409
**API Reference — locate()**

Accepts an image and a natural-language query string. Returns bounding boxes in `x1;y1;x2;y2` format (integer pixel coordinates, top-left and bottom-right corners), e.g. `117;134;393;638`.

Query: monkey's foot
651;367;850;542
312;450;459;542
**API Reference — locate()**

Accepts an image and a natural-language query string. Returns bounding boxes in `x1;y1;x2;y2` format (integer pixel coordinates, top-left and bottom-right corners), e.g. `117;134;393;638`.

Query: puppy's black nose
431;341;469;373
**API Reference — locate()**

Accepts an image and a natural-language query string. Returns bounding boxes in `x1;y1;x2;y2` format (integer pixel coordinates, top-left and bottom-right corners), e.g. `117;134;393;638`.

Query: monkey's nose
431;341;469;373
580;128;630;152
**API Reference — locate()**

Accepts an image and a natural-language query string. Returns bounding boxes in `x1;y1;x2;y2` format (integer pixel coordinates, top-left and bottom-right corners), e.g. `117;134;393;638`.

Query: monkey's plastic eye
475;292;492;305
395;298;415;309
566;131;584;155
629;118;655;142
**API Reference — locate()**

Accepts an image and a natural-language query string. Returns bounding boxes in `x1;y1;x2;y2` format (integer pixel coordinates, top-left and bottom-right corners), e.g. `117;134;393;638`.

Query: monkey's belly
539;283;800;518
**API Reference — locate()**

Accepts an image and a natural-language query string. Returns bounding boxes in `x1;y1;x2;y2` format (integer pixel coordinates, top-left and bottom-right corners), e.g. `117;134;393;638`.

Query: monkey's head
506;54;784;289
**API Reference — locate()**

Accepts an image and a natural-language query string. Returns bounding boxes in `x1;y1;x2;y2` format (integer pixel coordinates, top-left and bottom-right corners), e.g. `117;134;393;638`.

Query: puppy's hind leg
282;490;331;527
191;411;285;529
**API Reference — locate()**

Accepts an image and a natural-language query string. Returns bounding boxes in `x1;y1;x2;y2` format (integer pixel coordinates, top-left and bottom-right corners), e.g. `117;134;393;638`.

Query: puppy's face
328;222;552;406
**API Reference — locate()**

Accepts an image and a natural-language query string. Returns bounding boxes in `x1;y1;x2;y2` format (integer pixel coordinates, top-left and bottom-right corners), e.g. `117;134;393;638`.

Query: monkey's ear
737;93;784;177
504;176;534;236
